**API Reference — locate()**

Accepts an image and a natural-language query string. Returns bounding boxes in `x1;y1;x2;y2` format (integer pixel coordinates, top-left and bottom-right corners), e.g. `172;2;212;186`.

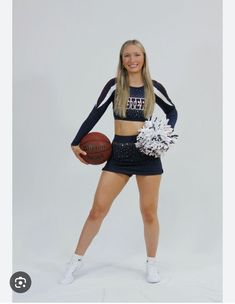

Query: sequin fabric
102;135;163;176
112;142;154;163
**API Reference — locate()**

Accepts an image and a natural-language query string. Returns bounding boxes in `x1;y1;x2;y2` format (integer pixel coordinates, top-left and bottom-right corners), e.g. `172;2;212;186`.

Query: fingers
80;150;87;156
71;145;89;165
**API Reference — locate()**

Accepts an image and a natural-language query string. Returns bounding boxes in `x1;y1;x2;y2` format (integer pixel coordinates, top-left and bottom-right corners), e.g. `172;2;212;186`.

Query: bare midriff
115;119;144;136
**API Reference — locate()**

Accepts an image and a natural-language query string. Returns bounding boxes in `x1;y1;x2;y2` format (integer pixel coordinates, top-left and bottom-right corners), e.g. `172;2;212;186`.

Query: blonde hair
114;39;155;118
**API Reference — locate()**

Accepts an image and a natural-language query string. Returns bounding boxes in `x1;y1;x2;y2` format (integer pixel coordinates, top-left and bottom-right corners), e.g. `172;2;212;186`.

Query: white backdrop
13;0;222;302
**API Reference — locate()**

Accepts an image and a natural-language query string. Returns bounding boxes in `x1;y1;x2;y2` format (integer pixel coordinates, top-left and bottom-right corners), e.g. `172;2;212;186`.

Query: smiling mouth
128;64;138;68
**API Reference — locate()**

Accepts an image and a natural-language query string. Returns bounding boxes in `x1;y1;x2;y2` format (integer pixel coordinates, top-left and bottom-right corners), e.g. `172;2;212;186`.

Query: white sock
70;253;83;264
59;253;83;284
147;256;157;263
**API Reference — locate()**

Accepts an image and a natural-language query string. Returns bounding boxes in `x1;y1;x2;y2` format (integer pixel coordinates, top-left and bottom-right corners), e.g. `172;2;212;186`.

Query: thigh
92;171;130;211
136;175;162;211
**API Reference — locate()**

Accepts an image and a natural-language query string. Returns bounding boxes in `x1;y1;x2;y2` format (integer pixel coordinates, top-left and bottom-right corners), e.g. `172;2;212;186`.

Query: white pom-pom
135;116;178;157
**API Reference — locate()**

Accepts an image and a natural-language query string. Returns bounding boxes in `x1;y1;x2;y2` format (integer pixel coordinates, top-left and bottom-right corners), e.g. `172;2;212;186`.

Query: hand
71;145;89;164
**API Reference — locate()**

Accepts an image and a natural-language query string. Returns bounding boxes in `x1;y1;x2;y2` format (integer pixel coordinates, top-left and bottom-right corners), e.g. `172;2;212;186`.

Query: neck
128;73;144;86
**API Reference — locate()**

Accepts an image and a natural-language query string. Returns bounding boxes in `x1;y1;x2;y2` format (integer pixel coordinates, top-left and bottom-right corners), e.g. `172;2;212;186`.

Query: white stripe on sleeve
97;83;116;108
153;87;173;106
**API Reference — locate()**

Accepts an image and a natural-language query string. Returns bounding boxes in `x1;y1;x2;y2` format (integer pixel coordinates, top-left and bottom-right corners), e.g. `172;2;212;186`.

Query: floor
12;254;222;302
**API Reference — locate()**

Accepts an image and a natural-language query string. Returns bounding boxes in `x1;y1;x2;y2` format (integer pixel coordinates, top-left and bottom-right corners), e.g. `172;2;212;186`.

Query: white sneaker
59;258;83;285
146;260;160;283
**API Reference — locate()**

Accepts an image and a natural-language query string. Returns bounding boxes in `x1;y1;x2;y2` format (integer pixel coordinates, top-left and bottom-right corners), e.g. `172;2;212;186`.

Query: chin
128;70;141;74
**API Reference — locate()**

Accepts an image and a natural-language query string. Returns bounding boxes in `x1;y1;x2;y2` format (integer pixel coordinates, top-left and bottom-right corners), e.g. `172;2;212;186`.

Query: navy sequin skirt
102;135;163;177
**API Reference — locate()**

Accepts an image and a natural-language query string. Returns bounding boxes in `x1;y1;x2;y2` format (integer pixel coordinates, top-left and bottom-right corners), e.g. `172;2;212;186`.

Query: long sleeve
153;80;178;128
71;78;116;146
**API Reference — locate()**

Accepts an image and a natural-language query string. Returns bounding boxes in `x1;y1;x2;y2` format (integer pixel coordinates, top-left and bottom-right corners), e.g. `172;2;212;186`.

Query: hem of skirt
134;171;163;176
102;168;163;176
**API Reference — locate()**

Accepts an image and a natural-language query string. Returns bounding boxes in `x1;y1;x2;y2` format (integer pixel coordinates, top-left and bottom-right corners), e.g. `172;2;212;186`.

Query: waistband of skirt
113;134;137;143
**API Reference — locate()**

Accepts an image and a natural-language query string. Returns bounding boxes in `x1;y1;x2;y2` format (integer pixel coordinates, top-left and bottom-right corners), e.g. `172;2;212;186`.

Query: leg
136;174;161;258
75;171;130;255
59;171;130;284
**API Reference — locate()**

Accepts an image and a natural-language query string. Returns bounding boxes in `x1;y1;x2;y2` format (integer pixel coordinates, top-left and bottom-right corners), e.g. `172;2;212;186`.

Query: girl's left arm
153;80;178;128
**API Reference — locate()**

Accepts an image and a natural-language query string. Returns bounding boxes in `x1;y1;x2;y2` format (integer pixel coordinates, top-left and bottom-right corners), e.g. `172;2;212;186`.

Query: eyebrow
123;52;142;55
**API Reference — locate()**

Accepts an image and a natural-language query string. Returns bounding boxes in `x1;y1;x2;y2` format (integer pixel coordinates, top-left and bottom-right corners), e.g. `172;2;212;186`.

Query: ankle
147;256;157;263
70;253;83;263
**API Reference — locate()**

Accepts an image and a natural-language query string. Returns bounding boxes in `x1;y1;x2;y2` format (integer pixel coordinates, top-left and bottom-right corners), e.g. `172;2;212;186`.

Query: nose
129;55;136;63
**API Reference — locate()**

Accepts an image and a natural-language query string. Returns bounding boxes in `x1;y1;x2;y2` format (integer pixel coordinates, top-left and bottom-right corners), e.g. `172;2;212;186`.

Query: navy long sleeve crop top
71;78;178;146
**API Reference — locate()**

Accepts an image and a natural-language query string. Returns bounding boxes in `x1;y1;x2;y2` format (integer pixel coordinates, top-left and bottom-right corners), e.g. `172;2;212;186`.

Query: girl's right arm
71;78;116;162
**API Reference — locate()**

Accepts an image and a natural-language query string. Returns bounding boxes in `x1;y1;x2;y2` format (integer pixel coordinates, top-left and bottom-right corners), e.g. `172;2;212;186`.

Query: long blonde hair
114;39;155;118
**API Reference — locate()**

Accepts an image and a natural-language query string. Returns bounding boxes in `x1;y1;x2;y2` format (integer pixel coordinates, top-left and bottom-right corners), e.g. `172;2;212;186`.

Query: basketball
79;132;112;165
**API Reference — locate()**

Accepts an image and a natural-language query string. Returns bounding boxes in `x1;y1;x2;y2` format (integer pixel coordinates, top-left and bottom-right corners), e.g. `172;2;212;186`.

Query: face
122;44;145;74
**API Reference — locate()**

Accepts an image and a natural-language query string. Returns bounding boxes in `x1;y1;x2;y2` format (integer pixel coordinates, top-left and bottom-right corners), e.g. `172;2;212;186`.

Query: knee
141;208;157;223
88;204;108;221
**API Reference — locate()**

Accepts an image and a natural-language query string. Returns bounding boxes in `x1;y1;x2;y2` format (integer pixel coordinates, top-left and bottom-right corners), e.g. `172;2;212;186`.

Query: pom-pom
135;116;178;157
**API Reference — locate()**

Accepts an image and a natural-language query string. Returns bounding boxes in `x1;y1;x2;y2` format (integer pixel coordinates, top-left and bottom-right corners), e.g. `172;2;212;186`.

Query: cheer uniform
71;78;178;177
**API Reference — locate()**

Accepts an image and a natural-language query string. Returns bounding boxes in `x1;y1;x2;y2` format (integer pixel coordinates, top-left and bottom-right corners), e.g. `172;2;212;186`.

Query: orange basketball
79;132;112;165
